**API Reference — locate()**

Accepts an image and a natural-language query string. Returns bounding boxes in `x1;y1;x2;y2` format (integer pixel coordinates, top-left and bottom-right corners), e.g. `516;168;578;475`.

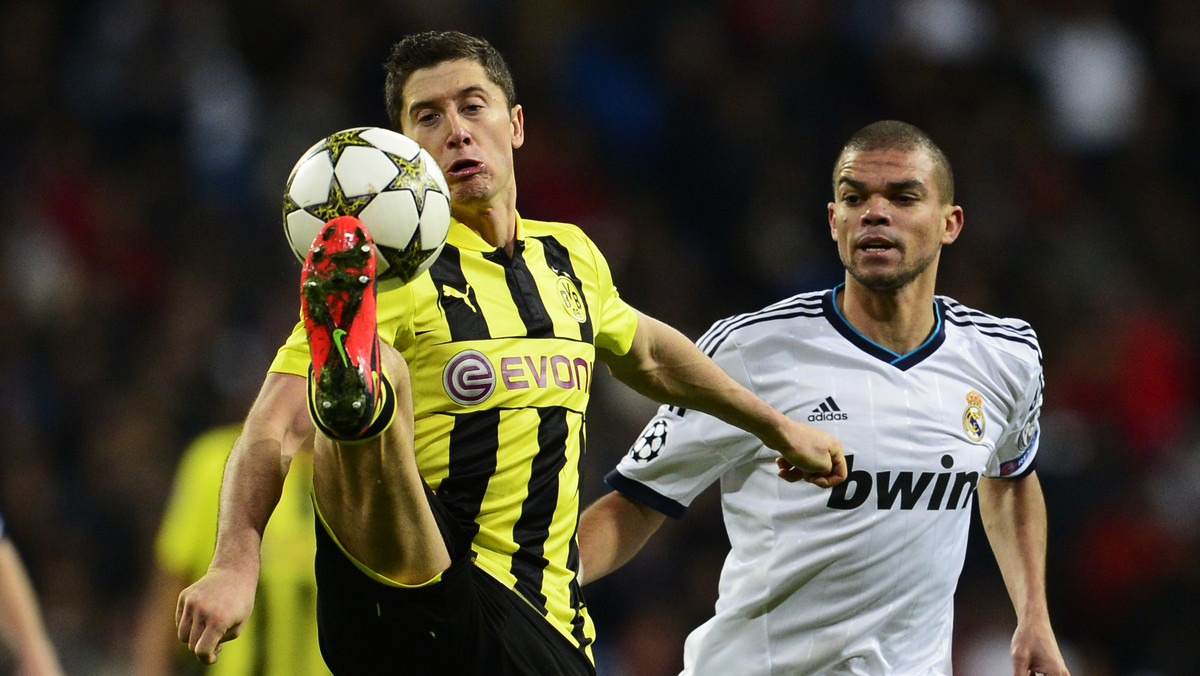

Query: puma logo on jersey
442;284;477;313
826;454;979;511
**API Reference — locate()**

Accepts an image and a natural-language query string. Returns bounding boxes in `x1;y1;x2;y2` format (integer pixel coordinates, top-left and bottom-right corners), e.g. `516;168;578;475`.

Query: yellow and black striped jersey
156;424;331;675
272;214;640;658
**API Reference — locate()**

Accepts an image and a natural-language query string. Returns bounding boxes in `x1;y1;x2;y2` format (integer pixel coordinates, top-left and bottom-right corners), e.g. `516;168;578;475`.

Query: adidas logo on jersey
808;396;848;422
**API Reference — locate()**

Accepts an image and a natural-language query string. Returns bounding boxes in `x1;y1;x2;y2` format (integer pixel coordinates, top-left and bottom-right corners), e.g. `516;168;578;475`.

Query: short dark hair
835;120;955;204
383;31;517;131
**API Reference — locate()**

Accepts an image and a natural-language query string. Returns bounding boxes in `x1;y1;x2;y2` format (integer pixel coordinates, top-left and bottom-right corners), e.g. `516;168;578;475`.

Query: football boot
301;216;392;441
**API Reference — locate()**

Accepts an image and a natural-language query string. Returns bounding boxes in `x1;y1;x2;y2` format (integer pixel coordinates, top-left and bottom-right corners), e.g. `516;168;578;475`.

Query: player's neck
838;279;938;355
453;196;518;256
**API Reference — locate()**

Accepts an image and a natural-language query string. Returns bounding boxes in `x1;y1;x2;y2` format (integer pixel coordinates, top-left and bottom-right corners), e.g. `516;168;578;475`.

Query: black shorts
313;487;595;676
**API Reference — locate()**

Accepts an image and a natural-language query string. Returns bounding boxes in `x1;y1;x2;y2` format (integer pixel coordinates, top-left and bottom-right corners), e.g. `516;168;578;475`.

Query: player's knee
378;341;409;375
378;345;414;412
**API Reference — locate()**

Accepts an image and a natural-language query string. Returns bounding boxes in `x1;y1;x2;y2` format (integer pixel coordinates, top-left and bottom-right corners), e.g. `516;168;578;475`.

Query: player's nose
446;114;472;147
860;205;890;227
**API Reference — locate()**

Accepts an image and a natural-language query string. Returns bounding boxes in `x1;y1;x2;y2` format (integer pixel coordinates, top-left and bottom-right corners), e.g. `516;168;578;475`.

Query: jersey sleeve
606;334;762;517
270;318;310;376
985;351;1043;478
583;236;639;357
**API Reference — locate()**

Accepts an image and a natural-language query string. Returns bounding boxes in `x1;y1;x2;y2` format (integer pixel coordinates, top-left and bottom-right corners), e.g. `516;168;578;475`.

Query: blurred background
1;0;1198;673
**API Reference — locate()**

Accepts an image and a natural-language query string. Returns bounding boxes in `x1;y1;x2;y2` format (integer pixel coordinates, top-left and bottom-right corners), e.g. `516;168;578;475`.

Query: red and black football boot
301;216;393;442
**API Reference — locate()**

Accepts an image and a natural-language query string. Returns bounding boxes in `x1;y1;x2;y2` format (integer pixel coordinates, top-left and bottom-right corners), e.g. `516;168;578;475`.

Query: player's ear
510;104;524;149
941;205;963;245
828;203;839;241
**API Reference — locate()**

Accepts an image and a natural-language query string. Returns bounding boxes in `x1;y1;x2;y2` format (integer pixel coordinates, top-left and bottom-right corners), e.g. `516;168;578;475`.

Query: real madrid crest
962;390;986;442
557;274;587;323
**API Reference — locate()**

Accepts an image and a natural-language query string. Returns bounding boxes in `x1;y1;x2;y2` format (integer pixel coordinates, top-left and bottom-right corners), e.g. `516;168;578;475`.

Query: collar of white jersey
822;284;947;371
444;212;527;253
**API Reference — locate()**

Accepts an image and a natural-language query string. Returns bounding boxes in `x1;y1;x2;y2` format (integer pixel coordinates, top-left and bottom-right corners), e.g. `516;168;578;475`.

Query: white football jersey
608;287;1042;676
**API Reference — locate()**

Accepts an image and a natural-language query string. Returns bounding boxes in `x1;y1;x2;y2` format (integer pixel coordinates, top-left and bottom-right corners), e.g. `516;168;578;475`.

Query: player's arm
175;371;313;665
977;472;1070;676
577;491;666;585
0;537;64;676
598;311;845;487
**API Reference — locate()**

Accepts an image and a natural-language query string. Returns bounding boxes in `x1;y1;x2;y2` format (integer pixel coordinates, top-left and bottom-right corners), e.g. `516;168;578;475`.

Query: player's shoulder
696;289;828;357
939;295;1041;362
521;217;608;271
521;217;588;242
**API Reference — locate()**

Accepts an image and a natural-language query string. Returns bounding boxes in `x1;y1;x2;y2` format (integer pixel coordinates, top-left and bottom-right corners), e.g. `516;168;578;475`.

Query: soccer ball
282;127;451;284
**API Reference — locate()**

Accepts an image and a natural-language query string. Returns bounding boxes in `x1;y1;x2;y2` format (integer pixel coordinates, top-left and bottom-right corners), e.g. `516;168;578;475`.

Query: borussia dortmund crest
557;275;587;323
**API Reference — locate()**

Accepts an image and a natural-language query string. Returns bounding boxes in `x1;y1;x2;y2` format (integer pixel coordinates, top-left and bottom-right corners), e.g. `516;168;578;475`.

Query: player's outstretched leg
302;216;394;442
304;216;451;584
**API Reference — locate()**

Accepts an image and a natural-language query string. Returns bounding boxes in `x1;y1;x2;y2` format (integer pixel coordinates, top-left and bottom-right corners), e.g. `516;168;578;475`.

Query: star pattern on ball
384;150;445;211
321;128;375;164
308;176;372;222
376;225;431;282
281;192;300;226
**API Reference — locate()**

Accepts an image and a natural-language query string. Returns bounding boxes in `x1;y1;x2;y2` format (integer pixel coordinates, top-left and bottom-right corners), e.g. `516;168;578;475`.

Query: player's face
827;148;962;293
399;59;524;212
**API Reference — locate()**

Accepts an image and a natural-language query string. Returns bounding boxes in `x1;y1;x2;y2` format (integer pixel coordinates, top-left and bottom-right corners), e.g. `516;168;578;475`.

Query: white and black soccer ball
283;127;451;284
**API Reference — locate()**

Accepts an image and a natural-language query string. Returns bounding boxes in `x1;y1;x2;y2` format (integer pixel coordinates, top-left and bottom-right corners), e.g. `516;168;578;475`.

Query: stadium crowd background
1;0;1197;673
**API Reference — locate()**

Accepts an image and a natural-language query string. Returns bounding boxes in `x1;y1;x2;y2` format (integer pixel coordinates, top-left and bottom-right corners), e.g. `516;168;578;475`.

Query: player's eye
841;193;862;205
416;111;439;125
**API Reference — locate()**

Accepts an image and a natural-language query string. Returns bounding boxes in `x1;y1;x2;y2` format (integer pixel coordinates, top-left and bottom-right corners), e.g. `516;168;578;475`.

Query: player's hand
763;418;847;488
1010;616;1070;676
175;566;258;664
